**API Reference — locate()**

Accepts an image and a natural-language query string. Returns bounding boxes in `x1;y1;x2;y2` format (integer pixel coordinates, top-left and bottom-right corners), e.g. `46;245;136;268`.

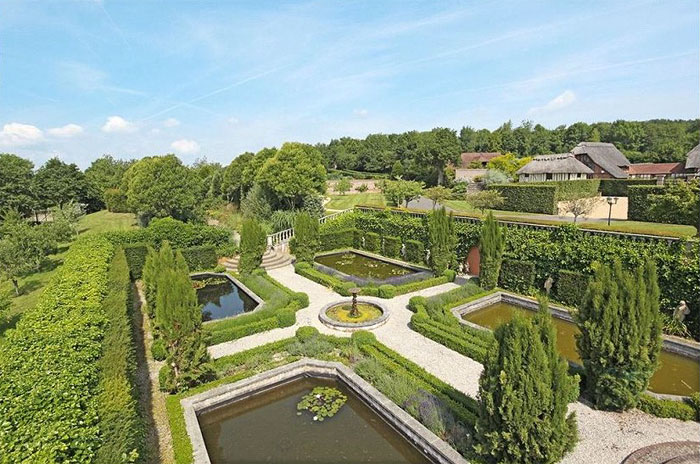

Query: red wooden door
466;246;480;276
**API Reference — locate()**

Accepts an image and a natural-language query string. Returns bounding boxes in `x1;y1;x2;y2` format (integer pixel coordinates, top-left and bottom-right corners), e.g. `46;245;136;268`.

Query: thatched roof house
685;144;699;172
571;142;630;179
516;153;593;182
459;152;501;168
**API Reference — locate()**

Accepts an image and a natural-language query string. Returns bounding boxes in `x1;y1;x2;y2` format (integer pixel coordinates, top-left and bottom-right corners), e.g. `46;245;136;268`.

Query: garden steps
220;249;293;272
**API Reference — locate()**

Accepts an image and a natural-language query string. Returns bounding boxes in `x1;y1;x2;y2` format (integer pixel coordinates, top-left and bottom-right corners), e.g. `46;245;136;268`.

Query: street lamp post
606;196;618;226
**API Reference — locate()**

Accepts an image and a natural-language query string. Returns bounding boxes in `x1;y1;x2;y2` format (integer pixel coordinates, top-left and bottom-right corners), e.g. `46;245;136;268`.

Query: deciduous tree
334;178;352;195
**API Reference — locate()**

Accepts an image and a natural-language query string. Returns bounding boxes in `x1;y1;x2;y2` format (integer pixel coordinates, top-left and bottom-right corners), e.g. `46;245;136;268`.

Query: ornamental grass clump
297;387;347;421
478;212;504;290
576;259;662;411
473;298;579;464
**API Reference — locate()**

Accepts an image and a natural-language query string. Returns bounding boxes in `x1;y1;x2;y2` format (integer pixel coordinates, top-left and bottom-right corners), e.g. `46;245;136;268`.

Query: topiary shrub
405;239;425;264
479;212;504;290
428;207;456;275
239;218;267;274
293;292;309;308
151;338;167;361
383;235;401;258
378;284;396;298
296;326;320;342
443;269;456;282
180;245;217;271
289;212;320;263
498;259;535;293
276;308;296;327
576;260;662;411
554;270;589;307
473;299;579;463
351;330;377;346
363;232;381;252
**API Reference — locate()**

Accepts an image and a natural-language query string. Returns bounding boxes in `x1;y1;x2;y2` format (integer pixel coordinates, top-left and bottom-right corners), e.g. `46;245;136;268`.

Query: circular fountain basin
319;299;389;331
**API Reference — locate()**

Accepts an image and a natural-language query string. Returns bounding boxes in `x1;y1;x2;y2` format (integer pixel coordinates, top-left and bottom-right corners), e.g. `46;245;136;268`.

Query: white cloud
0;122;44;146
48;123;84;138
528;90;576;114
171;138;200;155
163;117;180;128
101;116;136;133
353;109;369;117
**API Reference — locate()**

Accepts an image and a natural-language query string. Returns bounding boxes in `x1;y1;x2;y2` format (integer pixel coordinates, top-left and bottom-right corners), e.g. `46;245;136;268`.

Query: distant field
326;192;386;210
1;210;138;340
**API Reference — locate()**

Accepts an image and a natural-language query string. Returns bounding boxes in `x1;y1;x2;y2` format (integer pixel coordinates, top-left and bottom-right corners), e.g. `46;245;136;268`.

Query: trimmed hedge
104;217;232;251
628;185;665;222
179;245;217;271
549;179;601;201
95;248;144;463
363;231;381;252
383;235;401;258
123;242;149;279
498;259;535;293
320;227;357;251
489;183;558;214
204;271;308;345
637;394;697;421
0;236;115;462
599;179;656;197
554;270;589;307
404;239;425;264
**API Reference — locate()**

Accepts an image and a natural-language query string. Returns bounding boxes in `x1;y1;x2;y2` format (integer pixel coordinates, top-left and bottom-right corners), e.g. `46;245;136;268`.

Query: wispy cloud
48;123;84;137
528;90;576;115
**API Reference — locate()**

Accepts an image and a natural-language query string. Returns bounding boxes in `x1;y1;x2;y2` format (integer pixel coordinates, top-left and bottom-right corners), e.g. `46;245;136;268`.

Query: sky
0;0;698;168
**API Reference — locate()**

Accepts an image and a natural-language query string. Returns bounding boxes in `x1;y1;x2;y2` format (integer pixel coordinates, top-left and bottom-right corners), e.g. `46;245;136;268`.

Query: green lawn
1;210;138;340
326;192;386;210
443;200;697;238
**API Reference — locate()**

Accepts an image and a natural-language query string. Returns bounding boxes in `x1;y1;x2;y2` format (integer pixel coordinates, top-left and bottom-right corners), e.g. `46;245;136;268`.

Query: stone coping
313;248;433;286
621;441;700;464
190;272;264;324
318;298;390;331
181;359;468;464
452;290;700;400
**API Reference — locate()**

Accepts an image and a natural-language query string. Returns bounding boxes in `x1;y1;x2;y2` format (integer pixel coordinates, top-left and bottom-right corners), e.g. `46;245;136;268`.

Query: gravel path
208;265;700;464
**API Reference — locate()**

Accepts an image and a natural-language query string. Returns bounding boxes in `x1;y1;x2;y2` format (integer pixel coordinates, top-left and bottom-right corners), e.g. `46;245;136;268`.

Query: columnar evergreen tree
474;299;579;464
479;212;504;289
142;246;160;315
289;212;320;264
427;207;456;274
155;248;213;392
576;260;662;411
239;218;267;273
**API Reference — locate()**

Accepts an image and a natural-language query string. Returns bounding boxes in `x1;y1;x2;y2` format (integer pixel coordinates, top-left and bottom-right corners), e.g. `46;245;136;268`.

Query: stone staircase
220;248;293;273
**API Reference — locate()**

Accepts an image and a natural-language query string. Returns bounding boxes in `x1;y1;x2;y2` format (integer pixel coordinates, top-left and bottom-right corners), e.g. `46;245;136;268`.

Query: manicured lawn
77;210;138;235
443;200;697;238
1;210;139;340
326;192;386;210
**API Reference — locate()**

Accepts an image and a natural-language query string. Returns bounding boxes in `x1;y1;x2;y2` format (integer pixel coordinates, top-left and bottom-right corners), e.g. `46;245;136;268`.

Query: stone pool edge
181;358;468;464
313;248;434;286
451;290;700;401
318;298;390;331
190;272;265;325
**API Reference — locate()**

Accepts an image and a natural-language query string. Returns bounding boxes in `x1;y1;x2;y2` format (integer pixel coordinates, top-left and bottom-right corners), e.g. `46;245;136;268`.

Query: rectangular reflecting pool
191;274;258;322
463;302;700;397
316;251;415;280
198;377;430;463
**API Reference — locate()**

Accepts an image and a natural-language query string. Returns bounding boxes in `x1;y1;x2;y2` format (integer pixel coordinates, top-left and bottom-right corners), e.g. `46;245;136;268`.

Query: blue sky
0;0;697;168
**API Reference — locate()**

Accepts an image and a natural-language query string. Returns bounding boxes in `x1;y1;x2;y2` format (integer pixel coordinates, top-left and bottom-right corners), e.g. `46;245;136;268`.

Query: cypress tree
290;212;320;263
428;207;456;274
239;218;266;273
479;211;504;290
576;259;662;410
473;298;579;464
142;245;159;316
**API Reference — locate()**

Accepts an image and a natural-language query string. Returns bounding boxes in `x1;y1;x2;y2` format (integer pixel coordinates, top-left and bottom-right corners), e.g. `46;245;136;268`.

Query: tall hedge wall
599;179;657;196
103;217;232;250
628;185;666;222
0;236;132;462
548;179;600;201
488;183;558;214
329;209;700;338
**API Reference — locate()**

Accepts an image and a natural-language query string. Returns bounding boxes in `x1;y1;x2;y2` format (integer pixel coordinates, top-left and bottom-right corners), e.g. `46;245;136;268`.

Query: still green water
199;377;430;463
315;252;415;280
463;302;700;397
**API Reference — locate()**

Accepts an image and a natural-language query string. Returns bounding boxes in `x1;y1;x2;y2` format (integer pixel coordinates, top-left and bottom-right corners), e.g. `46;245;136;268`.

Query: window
546;173;553;180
